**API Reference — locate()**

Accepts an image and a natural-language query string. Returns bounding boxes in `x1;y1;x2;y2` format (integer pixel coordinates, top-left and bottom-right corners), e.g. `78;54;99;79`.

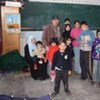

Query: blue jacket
78;29;95;51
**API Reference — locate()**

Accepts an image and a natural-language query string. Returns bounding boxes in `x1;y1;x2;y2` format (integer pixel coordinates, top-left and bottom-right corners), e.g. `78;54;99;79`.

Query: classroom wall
21;1;100;30
20;31;42;56
29;0;100;5
20;0;98;56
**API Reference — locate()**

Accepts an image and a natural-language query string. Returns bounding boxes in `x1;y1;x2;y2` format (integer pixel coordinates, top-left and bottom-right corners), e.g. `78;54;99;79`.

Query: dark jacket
92;38;100;60
51;48;72;71
62;30;71;40
67;44;74;58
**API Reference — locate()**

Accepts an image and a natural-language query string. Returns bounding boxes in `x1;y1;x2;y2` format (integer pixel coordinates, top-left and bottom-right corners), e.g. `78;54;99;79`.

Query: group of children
25;19;100;98
51;20;100;98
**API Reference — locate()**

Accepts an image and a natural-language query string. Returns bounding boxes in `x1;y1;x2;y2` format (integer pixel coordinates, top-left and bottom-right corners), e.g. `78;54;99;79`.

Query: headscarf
28;35;36;57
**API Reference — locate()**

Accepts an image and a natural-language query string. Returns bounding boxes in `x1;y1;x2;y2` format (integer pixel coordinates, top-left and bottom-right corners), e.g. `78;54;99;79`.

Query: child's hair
35;41;43;46
81;21;88;26
59;40;67;45
66;37;71;41
50;37;59;45
96;29;100;36
64;18;70;23
74;20;80;24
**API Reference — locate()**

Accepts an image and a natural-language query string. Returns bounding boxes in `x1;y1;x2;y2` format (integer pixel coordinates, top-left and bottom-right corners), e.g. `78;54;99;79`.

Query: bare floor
0;72;100;100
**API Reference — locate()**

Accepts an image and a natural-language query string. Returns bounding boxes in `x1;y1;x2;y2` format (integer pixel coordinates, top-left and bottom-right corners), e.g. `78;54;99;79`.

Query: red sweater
46;45;59;64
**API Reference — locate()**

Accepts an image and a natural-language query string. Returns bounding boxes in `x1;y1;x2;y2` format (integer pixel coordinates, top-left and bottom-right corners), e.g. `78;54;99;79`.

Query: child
70;20;82;74
66;38;74;59
51;40;72;98
33;41;48;80
66;38;74;76
46;38;59;81
62;24;71;40
78;21;95;80
91;29;100;86
33;41;45;59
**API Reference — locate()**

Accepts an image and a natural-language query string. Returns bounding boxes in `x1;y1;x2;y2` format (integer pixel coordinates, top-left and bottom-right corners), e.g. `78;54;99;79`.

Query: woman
24;35;38;80
62;24;71;40
70;20;82;74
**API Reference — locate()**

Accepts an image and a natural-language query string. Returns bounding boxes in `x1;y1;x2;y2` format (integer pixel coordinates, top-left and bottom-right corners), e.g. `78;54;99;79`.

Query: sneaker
80;76;87;80
65;90;72;96
51;78;55;82
51;92;58;98
90;80;95;86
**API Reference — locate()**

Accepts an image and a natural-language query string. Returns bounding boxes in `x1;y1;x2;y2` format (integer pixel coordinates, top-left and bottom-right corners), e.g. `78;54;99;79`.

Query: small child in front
51;40;72;98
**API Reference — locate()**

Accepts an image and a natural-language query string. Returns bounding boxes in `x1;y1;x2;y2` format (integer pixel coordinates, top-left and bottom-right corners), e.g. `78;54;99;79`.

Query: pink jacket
70;28;82;47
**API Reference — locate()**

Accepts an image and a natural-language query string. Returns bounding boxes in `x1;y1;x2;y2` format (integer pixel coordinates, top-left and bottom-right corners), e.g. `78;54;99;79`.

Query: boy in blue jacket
78;21;95;80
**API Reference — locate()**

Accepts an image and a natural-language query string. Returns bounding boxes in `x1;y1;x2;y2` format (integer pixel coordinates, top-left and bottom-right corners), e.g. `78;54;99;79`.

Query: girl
46;38;59;81
92;29;100;86
24;35;37;79
62;24;71;40
70;20;82;74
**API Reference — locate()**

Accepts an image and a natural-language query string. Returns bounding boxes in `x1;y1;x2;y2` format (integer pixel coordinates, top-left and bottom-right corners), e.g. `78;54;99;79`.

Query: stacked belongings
0;50;28;72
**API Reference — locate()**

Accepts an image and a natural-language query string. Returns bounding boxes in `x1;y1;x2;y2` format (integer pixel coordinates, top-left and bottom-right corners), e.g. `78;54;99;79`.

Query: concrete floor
0;72;100;100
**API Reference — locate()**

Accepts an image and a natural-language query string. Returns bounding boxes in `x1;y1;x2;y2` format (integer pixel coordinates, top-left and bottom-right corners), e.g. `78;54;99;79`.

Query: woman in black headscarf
62;24;71;40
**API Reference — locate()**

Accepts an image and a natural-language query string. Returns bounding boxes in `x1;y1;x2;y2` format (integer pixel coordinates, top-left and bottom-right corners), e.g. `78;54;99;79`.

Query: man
42;16;62;47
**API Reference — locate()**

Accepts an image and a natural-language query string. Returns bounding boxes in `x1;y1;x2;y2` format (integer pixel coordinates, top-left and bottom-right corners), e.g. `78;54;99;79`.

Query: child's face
59;42;66;51
75;22;80;29
97;32;100;39
66;39;71;45
65;26;70;31
81;24;88;31
51;42;57;46
65;20;70;25
37;44;42;49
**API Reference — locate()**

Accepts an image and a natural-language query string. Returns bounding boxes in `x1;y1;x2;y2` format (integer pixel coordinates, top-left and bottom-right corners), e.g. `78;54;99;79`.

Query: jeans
74;47;81;74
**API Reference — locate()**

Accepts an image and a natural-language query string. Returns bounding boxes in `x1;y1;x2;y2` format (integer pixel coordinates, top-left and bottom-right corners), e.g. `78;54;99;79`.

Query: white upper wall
29;0;100;6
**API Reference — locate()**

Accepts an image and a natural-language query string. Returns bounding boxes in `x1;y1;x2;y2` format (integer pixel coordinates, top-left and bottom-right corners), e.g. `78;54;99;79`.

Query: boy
78;21;95;80
51;40;72;98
